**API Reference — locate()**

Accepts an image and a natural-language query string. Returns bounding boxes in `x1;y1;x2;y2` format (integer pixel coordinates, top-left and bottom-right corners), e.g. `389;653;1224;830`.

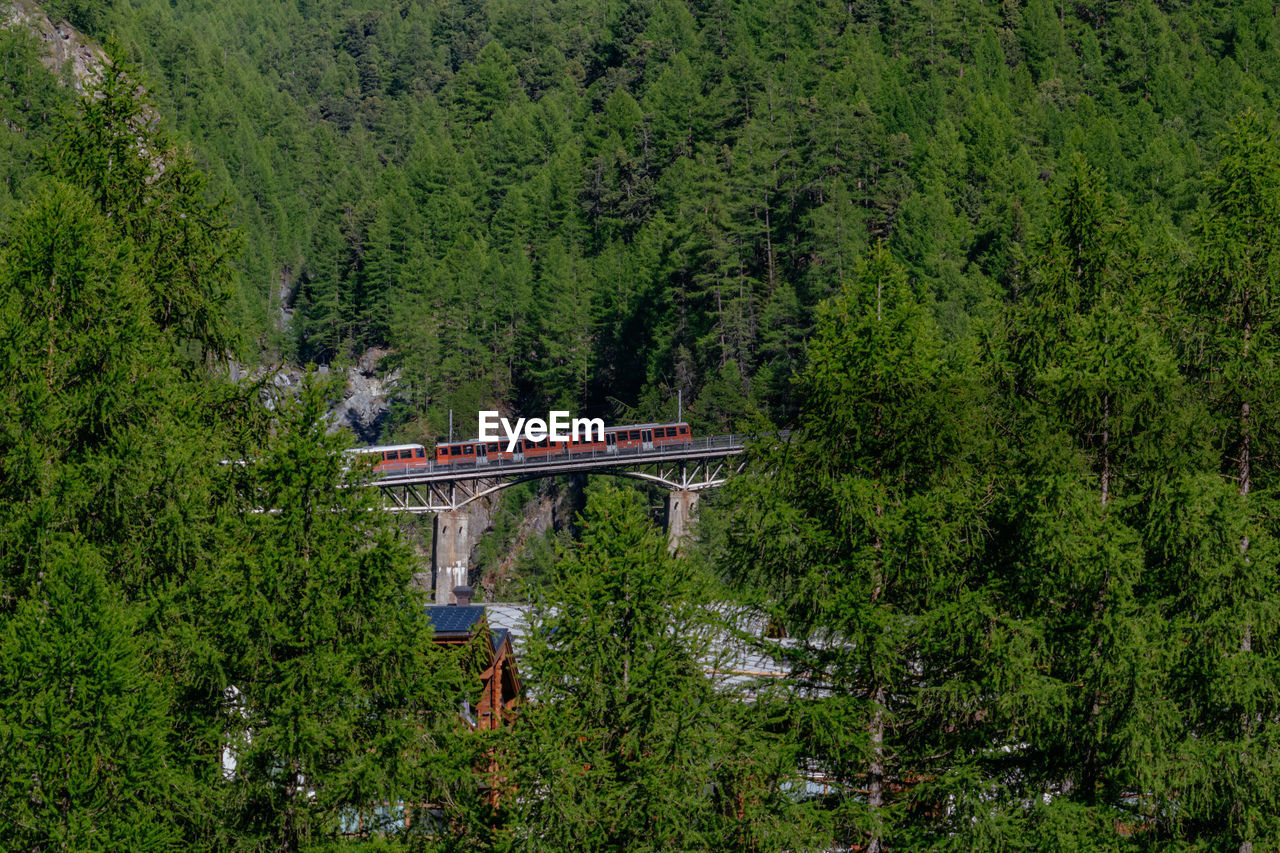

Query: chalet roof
491;627;510;651
484;603;531;650
472;602;810;698
427;605;487;637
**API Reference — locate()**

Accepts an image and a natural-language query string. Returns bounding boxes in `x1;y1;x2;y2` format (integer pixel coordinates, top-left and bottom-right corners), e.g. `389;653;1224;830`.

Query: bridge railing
370;433;745;482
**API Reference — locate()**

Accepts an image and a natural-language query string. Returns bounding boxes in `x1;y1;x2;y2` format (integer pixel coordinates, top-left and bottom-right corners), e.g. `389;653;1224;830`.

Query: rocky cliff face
228;348;398;444
2;1;103;91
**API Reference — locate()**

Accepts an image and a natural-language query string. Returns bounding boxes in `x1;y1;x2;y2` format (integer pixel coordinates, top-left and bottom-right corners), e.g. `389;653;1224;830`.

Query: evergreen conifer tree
720;243;999;850
506;485;809;851
1170;110;1280;852
212;375;472;850
0;542;179;851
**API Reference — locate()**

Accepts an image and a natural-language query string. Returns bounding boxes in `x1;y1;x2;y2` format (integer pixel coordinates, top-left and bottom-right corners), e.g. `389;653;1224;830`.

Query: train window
664;428;675;437
489;443;499;453
415;448;425;458
399;449;412;460
629;430;640;440
516;440;523;452
464;445;473;455
679;426;689;434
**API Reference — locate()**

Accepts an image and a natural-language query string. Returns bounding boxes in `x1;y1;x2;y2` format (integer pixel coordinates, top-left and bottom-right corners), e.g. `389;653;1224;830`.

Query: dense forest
5;0;1280;849
19;0;1280;437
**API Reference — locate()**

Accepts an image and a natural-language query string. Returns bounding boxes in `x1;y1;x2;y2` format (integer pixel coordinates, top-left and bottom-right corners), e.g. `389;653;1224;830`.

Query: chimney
453;584;474;607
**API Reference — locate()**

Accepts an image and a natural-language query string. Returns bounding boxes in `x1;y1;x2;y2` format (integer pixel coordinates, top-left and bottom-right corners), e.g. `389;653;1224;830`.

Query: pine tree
720;243;999;850
1171;110;1280;852
0;542;179;851
0;179;157;596
48;43;239;365
213;374;471;850
1002;155;1186;837
505;485;809;851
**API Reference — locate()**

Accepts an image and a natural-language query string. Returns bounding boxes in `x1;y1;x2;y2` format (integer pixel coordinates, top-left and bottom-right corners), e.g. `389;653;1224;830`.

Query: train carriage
347;443;429;473
432;422;692;466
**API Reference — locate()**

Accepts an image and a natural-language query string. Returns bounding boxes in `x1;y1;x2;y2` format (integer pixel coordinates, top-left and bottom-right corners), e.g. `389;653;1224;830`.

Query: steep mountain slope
13;0;1280;443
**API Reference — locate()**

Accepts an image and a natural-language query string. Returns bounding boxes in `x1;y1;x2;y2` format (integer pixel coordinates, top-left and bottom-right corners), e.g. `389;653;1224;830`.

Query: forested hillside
29;0;1279;438
7;0;1280;850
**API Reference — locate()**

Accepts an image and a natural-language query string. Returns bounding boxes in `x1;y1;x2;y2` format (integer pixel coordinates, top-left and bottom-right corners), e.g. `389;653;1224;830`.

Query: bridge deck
371;433;745;486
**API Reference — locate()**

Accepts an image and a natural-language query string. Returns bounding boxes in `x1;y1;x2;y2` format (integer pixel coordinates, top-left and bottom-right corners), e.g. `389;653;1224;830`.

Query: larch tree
720;243;1000;851
0;542;179;852
210;375;475;851
1172;110;1280;852
1002;155;1186;839
504;484;810;852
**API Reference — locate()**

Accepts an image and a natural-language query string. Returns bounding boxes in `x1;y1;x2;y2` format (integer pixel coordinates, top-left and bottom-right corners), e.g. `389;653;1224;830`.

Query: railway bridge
372;434;747;602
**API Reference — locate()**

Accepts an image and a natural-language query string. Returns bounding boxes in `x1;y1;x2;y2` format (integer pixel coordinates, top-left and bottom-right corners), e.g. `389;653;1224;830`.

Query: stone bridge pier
431;488;702;602
665;489;700;555
432;509;471;604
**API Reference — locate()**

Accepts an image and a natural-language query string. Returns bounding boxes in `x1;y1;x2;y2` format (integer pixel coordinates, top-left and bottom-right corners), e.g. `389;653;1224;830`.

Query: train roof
432;422;690;446
347;443;424;453
603;421;689;430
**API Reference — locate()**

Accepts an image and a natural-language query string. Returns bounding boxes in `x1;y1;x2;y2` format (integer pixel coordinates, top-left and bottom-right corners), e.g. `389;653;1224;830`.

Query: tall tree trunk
1238;398;1253;852
867;684;887;853
1100;393;1110;506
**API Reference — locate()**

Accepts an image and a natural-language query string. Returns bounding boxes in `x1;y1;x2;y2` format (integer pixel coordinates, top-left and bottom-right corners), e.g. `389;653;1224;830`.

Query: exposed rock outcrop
337;348;396;443
228;349;398;445
2;1;104;92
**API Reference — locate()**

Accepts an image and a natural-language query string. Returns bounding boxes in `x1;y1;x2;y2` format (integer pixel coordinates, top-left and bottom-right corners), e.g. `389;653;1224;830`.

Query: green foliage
8;0;1280;849
0;28;72;216
49;43;240;365
0;59;479;852
0;542;178;851
720;244;1000;850
504;485;810;851
5;0;1259;439
214;375;474;850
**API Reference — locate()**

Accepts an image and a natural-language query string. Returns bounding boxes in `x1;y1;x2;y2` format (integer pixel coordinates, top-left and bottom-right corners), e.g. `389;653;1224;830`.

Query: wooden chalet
426;587;522;731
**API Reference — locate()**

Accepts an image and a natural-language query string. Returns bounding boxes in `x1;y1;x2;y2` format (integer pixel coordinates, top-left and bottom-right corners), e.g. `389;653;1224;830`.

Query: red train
351;423;693;473
346;443;429;471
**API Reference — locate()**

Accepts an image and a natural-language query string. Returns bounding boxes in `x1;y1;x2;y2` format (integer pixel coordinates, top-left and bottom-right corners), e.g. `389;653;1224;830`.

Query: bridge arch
373;436;748;602
390;468;724;513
